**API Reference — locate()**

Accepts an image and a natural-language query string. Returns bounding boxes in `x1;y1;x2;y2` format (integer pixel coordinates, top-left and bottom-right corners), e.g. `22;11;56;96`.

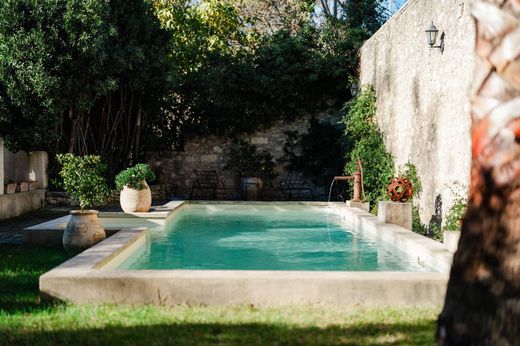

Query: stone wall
359;0;475;226
0;190;46;220
147;111;342;200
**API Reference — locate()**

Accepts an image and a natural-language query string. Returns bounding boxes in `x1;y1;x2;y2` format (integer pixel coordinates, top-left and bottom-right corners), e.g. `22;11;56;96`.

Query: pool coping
39;201;452;307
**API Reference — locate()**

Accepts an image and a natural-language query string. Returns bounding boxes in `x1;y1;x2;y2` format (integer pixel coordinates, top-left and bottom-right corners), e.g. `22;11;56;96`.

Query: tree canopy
0;0;386;176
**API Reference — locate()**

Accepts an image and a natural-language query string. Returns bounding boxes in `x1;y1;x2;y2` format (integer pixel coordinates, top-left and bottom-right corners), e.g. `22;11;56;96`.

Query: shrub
282;118;347;185
115;164;156;191
444;183;468;232
225;140;277;184
398;163;422;199
56;154;110;210
343;86;394;207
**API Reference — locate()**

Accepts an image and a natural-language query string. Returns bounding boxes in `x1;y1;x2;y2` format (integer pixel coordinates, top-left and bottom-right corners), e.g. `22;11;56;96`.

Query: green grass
0;245;439;345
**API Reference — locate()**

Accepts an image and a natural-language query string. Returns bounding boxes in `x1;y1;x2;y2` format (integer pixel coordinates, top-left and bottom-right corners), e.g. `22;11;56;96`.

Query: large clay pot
120;180;152;213
63;210;106;253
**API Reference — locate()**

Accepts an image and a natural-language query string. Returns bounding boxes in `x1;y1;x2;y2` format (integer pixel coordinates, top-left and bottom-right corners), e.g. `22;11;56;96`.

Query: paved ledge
333;205;454;272
25;200;185;246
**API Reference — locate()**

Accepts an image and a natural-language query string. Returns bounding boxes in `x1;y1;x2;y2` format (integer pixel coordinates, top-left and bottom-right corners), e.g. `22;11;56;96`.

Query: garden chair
189;170;236;200
278;173;314;201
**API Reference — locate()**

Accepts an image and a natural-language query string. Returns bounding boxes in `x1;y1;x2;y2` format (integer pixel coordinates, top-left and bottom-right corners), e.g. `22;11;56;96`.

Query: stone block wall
359;0;474;226
147;111;342;199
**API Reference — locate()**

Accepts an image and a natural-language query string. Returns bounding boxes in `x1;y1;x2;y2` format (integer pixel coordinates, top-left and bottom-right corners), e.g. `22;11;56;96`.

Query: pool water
117;204;438;272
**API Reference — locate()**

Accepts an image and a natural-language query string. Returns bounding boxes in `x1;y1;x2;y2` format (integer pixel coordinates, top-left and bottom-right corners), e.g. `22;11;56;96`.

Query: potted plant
115;163;156;213
57;154;111;253
225;140;277;200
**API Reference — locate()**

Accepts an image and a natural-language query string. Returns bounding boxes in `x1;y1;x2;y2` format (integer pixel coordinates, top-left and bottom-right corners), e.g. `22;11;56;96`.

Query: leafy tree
233;0;315;35
0;0;170;176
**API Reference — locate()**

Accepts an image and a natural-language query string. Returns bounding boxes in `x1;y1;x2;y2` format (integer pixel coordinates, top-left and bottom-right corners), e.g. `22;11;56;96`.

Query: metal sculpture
386;177;414;203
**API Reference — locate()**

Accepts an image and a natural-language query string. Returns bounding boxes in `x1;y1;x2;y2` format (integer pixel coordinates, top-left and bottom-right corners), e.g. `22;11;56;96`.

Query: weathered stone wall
360;0;474;226
0;190;45;221
147;111;341;199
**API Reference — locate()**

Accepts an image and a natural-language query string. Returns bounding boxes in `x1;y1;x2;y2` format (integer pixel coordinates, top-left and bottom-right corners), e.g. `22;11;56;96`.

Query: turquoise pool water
118;204;437;272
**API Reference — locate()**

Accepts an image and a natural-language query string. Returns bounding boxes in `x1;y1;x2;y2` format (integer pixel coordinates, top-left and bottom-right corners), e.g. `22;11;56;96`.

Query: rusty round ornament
386;177;414;203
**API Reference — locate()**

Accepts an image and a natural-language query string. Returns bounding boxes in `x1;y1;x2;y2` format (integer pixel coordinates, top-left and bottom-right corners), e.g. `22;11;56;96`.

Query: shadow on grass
1;321;435;345
0;244;70;313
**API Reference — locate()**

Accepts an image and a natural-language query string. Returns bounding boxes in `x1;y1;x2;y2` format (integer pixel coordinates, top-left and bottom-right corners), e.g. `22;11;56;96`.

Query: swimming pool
38;201;452;307
118;204;438;272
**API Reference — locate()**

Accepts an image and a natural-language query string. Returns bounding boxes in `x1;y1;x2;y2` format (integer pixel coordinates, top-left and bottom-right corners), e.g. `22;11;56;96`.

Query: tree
233;0;315;35
437;0;520;344
0;0;170;176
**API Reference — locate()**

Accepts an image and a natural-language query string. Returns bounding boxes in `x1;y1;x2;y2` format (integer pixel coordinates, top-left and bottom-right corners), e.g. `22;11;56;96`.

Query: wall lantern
425;21;444;53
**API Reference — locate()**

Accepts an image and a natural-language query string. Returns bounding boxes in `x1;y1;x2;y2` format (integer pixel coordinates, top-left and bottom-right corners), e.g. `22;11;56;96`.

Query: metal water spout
327;159;365;203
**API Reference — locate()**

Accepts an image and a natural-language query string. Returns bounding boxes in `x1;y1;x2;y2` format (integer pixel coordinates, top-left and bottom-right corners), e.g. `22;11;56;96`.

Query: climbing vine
342;86;394;207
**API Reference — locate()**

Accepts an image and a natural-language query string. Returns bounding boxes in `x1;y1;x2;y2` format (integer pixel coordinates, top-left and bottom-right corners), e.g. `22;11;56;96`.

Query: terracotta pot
120;180;152;213
18;182;30;192
4;183;16;194
63;210;106;254
29;181;38;191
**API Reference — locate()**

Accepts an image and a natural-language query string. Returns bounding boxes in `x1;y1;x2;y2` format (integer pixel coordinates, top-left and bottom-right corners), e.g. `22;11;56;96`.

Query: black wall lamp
425;21;445;53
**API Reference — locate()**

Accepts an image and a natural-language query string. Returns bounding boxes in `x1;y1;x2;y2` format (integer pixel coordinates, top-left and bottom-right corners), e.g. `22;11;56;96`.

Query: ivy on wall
342;86;394;206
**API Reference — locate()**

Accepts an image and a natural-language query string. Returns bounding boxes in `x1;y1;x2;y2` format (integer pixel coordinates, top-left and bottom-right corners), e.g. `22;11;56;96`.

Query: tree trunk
437;1;520;345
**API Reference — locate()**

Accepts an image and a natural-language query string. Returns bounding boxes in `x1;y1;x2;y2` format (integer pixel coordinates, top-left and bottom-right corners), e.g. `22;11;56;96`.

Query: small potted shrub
115;163;156;213
57;153;111;253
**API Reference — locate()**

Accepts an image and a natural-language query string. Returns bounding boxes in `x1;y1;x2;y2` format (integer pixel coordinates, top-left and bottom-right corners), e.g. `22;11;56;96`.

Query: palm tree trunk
437;0;520;344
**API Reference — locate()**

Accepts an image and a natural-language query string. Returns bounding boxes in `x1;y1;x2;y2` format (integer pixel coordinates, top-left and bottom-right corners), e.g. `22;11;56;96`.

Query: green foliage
0;0;170;169
225;140;277;184
444;183;468;232
343;86;394;205
283;118;347;184
115;164;156;191
412;206;427;236
398;163;422;199
56;153;110;210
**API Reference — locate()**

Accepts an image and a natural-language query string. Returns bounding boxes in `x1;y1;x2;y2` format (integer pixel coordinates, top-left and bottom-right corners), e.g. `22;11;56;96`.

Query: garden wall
0;138;48;220
147;110;342;200
359;0;475;227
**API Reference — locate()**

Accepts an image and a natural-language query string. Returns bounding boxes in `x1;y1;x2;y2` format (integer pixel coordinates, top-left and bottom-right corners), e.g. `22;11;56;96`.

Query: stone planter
241;177;263;201
4;183;16;194
120;180;152;213
63;210;106;253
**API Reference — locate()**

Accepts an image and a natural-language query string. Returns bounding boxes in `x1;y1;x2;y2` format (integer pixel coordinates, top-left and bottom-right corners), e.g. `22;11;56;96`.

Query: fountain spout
327;160;365;203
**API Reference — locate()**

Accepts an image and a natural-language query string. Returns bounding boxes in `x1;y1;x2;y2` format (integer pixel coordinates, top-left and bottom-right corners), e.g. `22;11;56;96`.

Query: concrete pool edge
332;205;454;273
39;201;451;307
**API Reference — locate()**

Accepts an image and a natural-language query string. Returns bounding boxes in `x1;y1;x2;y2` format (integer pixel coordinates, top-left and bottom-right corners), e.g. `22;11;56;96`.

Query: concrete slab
25;201;186;246
39;201;452;307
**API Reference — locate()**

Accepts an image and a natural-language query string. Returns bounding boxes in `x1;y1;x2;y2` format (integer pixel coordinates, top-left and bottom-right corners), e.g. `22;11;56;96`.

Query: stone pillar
377;201;412;230
29;151;48;189
0;138;4;195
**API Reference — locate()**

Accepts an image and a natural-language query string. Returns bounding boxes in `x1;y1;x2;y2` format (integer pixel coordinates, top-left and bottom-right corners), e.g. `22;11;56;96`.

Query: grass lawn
0;244;440;345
